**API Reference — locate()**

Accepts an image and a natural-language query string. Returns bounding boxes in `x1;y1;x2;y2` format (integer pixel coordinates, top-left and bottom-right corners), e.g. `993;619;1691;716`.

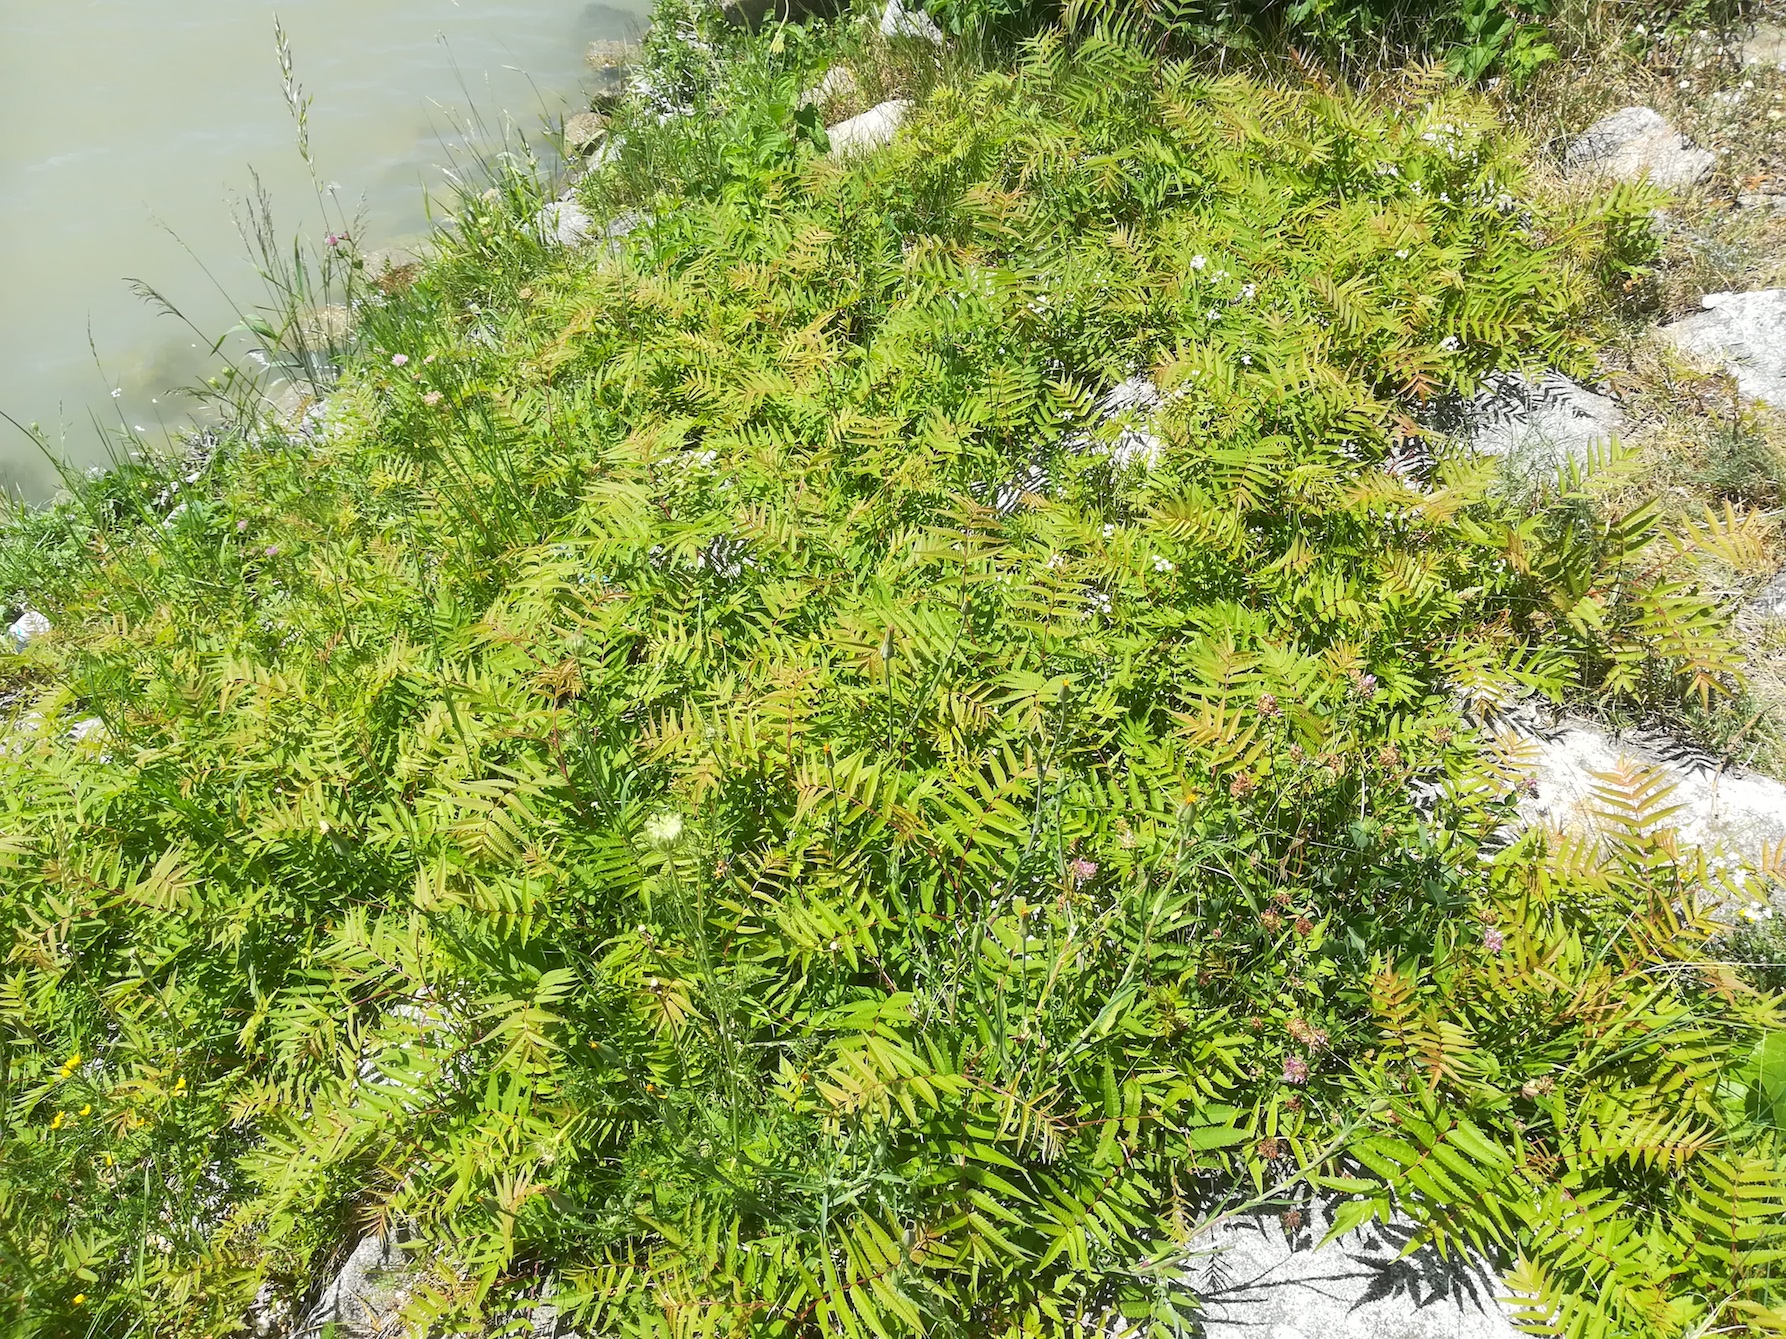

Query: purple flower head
1282;1056;1310;1085
235;519;249;532
325;233;341;248
263;545;280;558
1483;927;1505;953
1352;671;1378;699
390;353;409;368
1067;857;1099;886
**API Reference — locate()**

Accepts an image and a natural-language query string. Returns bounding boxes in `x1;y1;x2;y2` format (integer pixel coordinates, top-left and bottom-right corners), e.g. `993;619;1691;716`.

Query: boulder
1736;192;1786;215
719;0;835;28
799;65;861;112
1743;21;1786;68
1099;376;1166;469
1184;1201;1523;1339
563;111;610;156
360;247;426;295
534;200;594;248
1747;566;1786;621
1509;719;1786;879
1562;107;1715;190
6;610;50;652
584;40;637;97
826;99;909;156
1466;372;1624;472
881;0;944;42
300;1235;411;1338
1658;288;1786;407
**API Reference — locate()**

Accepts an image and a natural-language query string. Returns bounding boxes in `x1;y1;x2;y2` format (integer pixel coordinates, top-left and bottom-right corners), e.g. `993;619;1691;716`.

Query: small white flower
1046;552;1065;569
1151;555;1174;573
1239;354;1252;365
1190;254;1207;270
1101;524;1116;538
1206;308;1222;322
110;388;122;399
643;812;684;847
1439;335;1460;352
1396;249;1409;259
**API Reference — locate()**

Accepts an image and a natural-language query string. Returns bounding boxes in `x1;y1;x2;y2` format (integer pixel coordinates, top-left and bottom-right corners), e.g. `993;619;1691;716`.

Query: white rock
1747;567;1786;620
1658;289;1786;407
1509;719;1786;873
534;200;594;248
1737;193;1786;216
1743;21;1786;68
302;1235;411;1338
1563;107;1715;190
7;610;50;652
563;111;610;156
826;100;910;157
1466;372;1624;472
880;0;944;43
1186;1203;1523;1339
1100;376;1166;469
799;65;860;111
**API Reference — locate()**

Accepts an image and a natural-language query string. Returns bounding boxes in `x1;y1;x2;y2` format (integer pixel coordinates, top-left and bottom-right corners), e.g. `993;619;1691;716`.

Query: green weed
0;25;1781;1339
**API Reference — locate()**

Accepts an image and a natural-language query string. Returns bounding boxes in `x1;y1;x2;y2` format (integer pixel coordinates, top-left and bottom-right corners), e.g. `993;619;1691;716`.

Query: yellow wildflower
79;1105;91;1117
73;1294;86;1306
49;1112;65;1130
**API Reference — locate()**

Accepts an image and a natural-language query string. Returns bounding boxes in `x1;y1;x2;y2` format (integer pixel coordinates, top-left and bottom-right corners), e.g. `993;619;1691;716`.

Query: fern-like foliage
0;27;1775;1339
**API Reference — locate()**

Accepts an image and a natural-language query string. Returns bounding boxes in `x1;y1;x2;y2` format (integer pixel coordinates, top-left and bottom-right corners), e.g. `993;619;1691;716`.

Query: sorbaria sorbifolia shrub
1;33;1782;1339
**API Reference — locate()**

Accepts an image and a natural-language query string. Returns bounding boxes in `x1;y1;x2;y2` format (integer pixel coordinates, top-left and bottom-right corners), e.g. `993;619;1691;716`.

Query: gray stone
360;246;425;282
563;111;610;156
1658;288;1786;407
1466;372;1624;472
534;200;594;248
1184;1202;1523;1339
264;380;326;429
1737;192;1786;215
586;135;624;173
1563;107;1715;190
6;610;50;652
1099;376;1166;469
799;65;860;112
1743;21;1786;68
1509;718;1786;874
826;99;909;157
881;0;944;42
298;1235;411;1339
584;40;636;97
1748;566;1786;620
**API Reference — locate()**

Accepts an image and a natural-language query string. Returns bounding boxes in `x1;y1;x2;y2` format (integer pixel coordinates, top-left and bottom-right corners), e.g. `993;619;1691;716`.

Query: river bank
3;3;1786;1336
0;0;652;501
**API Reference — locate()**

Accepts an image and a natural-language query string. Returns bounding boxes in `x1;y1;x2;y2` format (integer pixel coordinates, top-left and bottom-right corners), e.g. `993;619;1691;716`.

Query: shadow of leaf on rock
1184;1200;1517;1337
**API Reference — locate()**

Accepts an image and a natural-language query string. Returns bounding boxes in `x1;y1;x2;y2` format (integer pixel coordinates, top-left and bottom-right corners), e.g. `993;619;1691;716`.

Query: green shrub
0;32;1781;1339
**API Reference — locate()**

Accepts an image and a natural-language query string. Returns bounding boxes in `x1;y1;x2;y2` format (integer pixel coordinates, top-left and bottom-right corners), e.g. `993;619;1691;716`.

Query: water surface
0;0;649;499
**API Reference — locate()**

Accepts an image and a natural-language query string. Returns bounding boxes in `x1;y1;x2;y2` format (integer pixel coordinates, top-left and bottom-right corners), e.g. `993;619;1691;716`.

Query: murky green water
0;0;650;499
